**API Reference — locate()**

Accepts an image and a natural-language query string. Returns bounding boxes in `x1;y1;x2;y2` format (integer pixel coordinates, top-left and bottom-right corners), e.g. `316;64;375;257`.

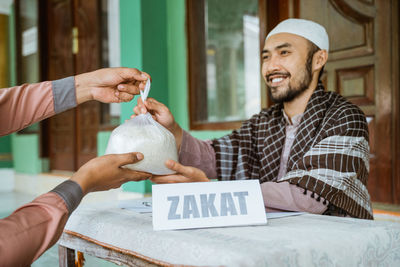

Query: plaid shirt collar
259;83;327;182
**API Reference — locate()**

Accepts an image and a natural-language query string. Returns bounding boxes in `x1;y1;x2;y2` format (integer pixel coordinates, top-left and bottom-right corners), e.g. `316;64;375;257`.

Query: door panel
297;0;394;203
74;1;101;168
46;0;75;171
45;0;101;171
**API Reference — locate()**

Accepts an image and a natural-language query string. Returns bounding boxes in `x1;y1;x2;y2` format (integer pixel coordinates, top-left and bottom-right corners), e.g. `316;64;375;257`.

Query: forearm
0;180;83;266
74;72;95;104
179;130;217;179
171;122;183;151
261;181;328;213
0;77;77;136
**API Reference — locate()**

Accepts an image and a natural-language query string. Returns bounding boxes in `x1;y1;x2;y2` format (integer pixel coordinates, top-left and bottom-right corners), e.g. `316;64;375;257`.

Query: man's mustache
265;72;291;81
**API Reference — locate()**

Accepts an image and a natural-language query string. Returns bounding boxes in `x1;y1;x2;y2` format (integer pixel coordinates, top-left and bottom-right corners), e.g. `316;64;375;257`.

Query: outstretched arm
0;152;151;266
0;67;149;136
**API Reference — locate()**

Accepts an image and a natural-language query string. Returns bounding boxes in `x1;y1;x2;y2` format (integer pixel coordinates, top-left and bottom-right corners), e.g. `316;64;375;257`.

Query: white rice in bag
105;113;178;175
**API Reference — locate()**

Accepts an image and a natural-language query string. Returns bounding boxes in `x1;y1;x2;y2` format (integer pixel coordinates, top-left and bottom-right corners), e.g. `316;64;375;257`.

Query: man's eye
263;55;269;60
281;50;289;55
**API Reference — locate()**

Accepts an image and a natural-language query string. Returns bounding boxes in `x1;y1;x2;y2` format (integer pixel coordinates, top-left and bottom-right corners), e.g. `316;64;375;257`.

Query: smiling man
135;19;373;219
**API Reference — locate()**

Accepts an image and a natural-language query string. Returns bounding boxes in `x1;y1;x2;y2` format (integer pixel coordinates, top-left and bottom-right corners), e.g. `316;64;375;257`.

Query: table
58;202;400;266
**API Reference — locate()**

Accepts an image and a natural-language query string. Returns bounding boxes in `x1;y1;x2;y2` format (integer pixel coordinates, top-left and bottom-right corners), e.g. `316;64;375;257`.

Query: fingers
136;98;148;114
143;98;171;120
165;160;194;177
132;101;147;115
113;152;144;166
115;91;135;102
144;98;166;112
150;175;193;184
121;169;152;181
133;97;167;116
141;71;151;81
164;160;209;182
133;105;140;115
109;93;121;103
118;78;148;93
132;98;147;119
119;68;149;82
117;69;151;96
117;83;141;96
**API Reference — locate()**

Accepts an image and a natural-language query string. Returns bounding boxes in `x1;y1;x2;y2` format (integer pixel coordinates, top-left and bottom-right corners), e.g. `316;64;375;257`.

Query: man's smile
266;72;290;87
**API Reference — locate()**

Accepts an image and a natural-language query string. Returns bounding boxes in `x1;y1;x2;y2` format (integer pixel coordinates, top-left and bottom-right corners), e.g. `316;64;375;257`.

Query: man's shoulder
324;91;366;121
237;105;281;132
258;104;281;119
242;90;366;125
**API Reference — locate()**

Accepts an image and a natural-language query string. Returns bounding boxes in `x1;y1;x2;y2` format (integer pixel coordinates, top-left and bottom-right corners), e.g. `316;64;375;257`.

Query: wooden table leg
59;245;75;267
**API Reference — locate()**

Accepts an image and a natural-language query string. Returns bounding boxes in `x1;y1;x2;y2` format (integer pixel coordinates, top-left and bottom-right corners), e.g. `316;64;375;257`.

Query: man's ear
313;50;328;72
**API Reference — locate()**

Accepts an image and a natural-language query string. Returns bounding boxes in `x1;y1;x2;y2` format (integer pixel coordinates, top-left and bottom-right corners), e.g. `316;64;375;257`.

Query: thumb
144;98;165;114
165;160;193;176
115;152;144;166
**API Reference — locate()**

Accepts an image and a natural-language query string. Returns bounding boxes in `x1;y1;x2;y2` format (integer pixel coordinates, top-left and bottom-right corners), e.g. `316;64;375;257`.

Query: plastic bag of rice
105;79;177;175
105;113;178;175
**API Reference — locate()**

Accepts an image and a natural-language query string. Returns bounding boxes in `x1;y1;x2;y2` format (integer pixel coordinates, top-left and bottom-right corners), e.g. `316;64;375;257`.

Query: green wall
119;0;143;123
118;0;170;193
11;134;43;174
97;131;112;156
166;0;189;130
0;135;12;168
119;0;169;122
142;0;169;105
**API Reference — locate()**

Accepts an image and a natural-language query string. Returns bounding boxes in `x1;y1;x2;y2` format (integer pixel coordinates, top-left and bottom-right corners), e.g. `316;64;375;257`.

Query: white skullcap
266;19;329;51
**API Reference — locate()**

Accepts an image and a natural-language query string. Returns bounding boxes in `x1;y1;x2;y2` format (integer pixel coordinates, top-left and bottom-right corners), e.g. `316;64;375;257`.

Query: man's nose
265;54;281;73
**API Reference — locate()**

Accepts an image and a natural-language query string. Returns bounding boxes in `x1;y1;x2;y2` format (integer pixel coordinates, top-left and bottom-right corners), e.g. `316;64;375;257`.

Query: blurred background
0;0;399;265
0;0;399;251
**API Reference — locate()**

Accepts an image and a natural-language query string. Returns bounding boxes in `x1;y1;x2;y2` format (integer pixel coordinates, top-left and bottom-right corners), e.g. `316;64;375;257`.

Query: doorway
40;0;102;171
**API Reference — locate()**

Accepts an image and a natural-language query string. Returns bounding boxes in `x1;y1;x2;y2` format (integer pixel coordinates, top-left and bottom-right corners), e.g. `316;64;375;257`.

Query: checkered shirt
212;83;373;219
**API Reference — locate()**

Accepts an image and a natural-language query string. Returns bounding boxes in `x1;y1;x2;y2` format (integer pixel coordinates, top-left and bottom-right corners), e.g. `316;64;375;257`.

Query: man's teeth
272;77;284;83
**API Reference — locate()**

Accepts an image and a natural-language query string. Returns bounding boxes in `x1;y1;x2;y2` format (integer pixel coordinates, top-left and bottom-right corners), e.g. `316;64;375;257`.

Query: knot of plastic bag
140;79;151;102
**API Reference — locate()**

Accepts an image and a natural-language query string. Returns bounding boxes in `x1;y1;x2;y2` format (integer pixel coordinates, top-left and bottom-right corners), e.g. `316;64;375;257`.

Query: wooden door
286;0;399;204
44;0;101;171
74;1;101;168
45;0;75;171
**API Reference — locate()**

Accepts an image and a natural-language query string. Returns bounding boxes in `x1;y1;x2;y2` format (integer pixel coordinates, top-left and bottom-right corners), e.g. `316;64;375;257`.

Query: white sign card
152;180;267;231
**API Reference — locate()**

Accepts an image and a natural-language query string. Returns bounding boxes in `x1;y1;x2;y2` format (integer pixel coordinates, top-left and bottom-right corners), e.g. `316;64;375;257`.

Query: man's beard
267;57;313;104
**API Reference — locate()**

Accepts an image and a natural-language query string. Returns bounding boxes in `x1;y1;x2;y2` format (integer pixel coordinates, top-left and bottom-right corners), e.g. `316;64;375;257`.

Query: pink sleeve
261;181;328;213
178;131;327;214
0;193;69;266
179;130;218;179
0;82;55;136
